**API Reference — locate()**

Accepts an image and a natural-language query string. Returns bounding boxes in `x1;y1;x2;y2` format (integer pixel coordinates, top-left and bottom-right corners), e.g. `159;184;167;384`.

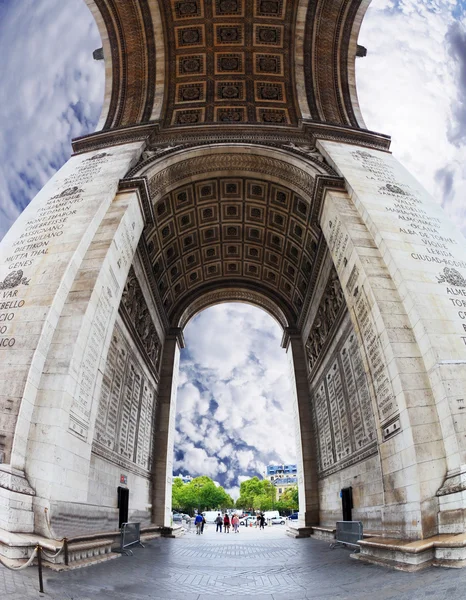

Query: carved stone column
283;328;319;533
152;328;184;529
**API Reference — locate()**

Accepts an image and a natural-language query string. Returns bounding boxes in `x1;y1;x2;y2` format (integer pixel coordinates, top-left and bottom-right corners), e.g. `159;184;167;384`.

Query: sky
0;0;465;499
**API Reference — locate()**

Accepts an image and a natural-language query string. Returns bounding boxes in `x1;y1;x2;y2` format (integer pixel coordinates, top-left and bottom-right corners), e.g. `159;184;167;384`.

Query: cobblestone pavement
2;526;466;599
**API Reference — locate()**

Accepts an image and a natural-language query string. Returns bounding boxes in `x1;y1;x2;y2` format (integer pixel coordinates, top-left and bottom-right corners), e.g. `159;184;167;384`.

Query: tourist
232;514;239;533
215;513;223;533
201;514;206;534
223;513;230;533
259;514;265;530
194;513;203;535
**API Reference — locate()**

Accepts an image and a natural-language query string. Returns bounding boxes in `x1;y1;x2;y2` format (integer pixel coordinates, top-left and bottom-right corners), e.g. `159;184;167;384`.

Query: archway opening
173;302;298;510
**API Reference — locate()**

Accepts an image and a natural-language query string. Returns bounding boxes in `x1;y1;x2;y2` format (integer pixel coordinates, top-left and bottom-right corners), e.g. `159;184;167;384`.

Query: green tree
236;477;276;511
276;485;299;512
171;476;234;514
172;478;185;511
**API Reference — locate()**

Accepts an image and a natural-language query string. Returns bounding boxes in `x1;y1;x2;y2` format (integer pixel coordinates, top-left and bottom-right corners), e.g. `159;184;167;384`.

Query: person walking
194;513;203;535
223;513;230;533
259;514;265;530
232;514;239;533
215;513;223;533
201;514;206;534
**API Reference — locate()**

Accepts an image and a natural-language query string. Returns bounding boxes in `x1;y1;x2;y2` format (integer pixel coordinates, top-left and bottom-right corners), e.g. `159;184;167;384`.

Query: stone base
356;533;466;571
160;525;184;538
0;465;35;533
0;524;165;569
310;526;336;542
286;524;314;538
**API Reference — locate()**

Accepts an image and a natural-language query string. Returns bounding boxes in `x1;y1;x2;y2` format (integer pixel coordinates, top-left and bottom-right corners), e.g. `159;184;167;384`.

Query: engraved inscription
353;289;396;423
94;321;157;473
311;323;377;477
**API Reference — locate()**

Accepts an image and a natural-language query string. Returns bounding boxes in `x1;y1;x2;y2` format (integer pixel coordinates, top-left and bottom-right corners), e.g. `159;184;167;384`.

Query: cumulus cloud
0;0;104;239
174;304;297;491
357;0;466;230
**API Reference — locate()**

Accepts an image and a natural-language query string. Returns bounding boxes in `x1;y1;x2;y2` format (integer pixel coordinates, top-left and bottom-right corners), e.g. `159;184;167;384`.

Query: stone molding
72;121;391;156
0;467;35;497
174;286;291;331
145;152;318;200
118;177;155;226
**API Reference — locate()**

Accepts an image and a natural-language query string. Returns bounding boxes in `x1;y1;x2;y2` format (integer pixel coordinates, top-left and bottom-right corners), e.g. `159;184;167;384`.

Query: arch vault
1;0;466;570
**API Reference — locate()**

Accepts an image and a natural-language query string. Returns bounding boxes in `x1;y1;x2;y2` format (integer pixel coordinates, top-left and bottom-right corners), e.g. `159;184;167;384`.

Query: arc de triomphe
1;0;466;569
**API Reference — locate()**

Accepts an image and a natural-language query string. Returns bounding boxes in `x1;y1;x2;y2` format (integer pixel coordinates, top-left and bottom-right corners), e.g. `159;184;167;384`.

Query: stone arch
2;0;466;569
173;286;292;332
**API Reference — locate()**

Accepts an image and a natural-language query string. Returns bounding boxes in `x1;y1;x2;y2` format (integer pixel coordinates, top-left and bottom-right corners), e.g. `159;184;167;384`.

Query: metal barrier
120;522;145;556
330;521;363;550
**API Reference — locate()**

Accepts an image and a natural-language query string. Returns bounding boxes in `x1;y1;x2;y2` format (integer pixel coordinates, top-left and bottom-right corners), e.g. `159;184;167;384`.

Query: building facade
266;465;298;500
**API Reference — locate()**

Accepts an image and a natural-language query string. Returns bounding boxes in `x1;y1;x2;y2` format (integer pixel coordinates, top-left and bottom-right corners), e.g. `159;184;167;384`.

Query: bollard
37;545;44;594
64;538;69;566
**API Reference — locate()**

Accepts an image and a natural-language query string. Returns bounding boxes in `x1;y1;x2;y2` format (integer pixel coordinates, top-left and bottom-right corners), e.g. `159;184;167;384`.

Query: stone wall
88;264;163;529
307;307;384;529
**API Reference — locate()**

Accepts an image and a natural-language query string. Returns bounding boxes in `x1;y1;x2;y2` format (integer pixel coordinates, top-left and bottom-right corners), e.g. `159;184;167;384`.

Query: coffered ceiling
144;176;321;321
84;0;376;134
160;0;298;127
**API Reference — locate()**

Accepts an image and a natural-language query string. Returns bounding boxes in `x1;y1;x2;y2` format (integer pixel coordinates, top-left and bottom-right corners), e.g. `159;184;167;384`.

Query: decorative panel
305;267;345;373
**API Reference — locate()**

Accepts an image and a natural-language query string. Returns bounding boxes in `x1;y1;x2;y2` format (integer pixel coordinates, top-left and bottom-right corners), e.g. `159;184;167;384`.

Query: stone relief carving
121;267;161;370
437;267;466;288
0;270;30;290
305;267;345;370
0;470;36;496
283;142;325;162
147;153;317;199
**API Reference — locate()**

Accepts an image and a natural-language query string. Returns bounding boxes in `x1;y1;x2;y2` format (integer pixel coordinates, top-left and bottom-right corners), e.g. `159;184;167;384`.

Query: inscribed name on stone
311;325;376;477
93;321;157;474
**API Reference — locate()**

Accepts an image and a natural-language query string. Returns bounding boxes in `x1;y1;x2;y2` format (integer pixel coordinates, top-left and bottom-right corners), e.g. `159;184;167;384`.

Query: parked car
172;513;183;522
240;516;257;526
288;513;298;521
270;516;286;525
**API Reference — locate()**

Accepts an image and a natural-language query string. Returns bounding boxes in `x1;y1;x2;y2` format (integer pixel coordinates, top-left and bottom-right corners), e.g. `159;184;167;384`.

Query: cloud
446;21;466;146
357;0;466;233
0;0;104;239
174;304;297;491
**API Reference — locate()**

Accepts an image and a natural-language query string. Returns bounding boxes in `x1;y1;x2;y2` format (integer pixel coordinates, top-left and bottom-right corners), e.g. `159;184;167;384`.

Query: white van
263;510;280;520
202;511;223;523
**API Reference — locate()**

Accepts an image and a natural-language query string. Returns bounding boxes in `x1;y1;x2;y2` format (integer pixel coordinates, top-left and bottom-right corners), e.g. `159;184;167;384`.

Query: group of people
194;512;267;534
194;513;206;534
214;513;240;533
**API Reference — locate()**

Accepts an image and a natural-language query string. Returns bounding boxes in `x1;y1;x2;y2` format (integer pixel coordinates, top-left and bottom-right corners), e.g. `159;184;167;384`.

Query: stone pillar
320;141;466;534
0;143;143;533
152;329;183;528
284;329;319;530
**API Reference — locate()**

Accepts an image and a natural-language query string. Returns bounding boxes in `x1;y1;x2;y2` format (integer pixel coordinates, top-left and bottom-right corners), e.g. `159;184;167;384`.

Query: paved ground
2;525;466;599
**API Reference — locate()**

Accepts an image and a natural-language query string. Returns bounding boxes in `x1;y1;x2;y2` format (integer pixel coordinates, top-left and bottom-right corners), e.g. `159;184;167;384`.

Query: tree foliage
275;485;299;512
172;476;234;514
235;477;276;511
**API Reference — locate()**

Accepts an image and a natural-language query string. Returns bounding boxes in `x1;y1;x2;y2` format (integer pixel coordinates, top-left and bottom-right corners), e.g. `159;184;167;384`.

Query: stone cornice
71;120;391;156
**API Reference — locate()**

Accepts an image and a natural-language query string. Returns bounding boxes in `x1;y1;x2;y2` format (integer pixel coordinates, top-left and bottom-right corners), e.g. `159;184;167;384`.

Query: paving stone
4;528;466;600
